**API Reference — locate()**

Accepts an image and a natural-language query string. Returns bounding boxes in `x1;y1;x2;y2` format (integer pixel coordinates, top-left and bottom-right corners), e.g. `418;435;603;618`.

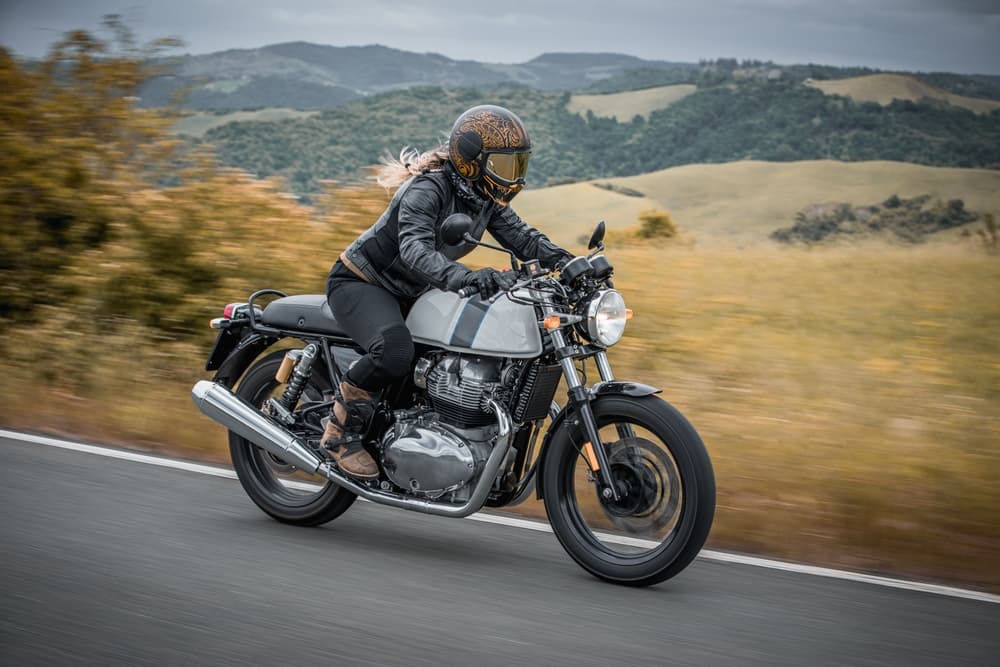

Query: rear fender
211;333;279;388
534;381;660;501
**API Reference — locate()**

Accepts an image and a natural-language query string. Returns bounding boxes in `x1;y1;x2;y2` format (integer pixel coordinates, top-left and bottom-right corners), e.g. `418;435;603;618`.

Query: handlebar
457;285;479;298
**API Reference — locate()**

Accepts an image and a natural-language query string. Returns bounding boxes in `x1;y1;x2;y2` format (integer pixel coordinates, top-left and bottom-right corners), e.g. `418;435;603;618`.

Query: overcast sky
1;0;998;75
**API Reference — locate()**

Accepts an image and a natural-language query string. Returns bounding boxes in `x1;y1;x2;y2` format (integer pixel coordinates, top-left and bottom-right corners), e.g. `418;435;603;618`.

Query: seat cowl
260;294;346;336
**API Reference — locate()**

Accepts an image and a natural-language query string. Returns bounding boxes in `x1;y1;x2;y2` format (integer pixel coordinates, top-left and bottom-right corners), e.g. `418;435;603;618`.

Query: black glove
553;253;573;271
462;268;517;298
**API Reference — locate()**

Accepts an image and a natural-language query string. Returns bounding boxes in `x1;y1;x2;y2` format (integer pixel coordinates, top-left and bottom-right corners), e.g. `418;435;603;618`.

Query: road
1;434;997;666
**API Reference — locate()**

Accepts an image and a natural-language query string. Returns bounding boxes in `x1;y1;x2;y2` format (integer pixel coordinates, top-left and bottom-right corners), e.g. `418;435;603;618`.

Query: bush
637;209;678;238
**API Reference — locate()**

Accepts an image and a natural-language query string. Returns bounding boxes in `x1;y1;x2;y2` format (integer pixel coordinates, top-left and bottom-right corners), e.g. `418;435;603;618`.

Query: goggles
483;150;530;185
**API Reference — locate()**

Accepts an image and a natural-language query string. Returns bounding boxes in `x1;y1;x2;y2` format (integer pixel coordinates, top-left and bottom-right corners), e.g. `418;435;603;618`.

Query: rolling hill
513;160;1000;245
141;44;691;109
566;84;697;120
173;109;320;137
198;81;1000;196
806;74;1000;114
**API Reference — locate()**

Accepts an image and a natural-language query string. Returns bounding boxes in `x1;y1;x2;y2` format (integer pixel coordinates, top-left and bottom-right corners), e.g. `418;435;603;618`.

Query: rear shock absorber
264;345;319;426
277;344;318;411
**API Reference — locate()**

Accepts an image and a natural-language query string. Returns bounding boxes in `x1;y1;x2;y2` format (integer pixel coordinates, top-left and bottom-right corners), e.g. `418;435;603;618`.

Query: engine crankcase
382;420;485;497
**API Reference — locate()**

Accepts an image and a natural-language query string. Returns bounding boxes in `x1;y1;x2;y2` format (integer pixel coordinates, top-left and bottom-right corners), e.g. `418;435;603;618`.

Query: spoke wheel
229;350;356;526
543;394;715;586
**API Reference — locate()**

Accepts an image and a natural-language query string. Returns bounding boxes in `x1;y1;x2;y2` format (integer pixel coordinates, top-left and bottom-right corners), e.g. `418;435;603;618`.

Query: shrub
637;209;678;239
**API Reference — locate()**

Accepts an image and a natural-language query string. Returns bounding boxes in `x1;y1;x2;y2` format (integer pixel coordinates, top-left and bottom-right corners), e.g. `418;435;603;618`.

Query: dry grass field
3;241;997;589
173;108;320;137
566;84;698;121
516;160;1000;245
805;74;1000;114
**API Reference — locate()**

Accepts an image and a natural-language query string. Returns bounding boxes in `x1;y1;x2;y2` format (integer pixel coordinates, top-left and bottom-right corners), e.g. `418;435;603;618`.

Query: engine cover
381;419;482;497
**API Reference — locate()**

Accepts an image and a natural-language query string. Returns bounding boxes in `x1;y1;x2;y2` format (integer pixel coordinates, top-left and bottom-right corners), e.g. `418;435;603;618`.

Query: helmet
448;105;531;206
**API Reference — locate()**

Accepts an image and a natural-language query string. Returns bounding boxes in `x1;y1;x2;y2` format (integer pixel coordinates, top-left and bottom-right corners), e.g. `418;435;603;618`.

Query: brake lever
488;277;534;304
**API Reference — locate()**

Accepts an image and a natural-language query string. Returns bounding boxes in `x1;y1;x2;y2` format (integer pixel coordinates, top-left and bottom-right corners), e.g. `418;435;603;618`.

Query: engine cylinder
424;355;502;428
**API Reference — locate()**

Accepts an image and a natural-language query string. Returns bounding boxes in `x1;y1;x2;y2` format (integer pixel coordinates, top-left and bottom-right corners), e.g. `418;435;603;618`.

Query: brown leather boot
321;381;379;479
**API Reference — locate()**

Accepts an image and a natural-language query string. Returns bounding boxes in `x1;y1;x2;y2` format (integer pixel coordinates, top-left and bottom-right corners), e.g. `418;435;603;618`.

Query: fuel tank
406;289;542;358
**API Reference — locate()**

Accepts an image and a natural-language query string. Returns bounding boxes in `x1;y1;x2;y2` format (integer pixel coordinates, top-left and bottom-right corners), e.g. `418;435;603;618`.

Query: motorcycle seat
260;294;348;336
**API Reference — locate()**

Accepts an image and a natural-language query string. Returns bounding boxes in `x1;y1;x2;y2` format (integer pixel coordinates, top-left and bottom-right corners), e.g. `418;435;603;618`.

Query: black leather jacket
339;167;570;298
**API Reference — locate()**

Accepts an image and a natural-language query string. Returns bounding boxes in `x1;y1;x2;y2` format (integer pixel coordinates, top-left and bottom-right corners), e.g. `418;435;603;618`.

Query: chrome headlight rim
584;289;627;347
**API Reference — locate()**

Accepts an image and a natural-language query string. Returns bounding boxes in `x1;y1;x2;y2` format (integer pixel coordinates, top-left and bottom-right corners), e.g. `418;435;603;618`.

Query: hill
173;109;320;137
806;74;1000;114
566;84;697;120
140;44;691;109
199;81;1000;196
513;160;1000;245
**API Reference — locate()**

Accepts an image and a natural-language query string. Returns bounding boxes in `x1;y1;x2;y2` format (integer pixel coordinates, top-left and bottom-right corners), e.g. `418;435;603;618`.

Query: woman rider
322;104;572;478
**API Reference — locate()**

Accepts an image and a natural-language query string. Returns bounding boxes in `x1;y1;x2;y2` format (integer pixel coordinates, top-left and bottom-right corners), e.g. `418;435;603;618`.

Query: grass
566;84;698;121
2;242;996;590
172;109;320;137
805;74;1000;114
515;160;1000;245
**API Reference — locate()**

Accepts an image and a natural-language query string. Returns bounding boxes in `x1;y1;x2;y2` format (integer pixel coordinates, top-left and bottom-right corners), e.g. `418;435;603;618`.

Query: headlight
583;290;628;347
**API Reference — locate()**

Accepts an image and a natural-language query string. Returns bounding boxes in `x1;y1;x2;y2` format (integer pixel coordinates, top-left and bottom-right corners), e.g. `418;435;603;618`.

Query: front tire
229;350;357;526
542;394;715;587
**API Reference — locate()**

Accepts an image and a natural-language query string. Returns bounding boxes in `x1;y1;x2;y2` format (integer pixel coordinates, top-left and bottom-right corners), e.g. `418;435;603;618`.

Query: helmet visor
485;151;530;184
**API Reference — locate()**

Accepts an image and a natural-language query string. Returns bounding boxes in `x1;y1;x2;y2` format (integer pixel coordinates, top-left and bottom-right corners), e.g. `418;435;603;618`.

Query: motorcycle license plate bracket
205;326;243;371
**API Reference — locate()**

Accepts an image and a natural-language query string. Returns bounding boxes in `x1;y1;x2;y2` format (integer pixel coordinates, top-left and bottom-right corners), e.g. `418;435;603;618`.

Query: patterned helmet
448;105;531;206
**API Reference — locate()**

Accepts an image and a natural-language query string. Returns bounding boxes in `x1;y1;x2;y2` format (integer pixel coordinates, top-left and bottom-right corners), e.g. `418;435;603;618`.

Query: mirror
441;213;474;245
587;220;606;250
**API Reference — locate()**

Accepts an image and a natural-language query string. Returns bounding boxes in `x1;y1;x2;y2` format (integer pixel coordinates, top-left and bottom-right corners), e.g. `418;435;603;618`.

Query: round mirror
441;213;474;246
588;220;607;250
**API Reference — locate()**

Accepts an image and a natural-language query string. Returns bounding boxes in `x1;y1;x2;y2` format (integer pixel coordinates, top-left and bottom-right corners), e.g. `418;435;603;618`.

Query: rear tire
229;350;357;526
542;394;715;587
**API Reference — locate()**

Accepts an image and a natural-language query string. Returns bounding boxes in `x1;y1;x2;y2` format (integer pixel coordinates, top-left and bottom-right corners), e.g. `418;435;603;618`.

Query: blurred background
1;2;998;592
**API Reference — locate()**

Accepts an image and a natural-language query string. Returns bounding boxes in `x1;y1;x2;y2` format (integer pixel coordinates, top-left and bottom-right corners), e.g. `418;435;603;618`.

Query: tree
0;17;181;326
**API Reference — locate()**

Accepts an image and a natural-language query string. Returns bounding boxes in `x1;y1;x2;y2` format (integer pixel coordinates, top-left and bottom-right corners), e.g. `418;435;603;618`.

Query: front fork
548;324;622;502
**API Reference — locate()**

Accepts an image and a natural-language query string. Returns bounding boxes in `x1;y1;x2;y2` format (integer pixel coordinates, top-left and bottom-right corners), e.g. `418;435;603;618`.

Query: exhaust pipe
191;380;328;474
191;380;513;519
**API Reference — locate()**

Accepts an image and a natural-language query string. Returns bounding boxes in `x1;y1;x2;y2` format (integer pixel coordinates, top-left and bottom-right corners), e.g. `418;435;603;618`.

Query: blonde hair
375;145;449;190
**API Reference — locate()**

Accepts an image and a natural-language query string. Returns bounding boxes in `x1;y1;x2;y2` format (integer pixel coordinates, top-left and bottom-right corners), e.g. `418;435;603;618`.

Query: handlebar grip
457;285;479;298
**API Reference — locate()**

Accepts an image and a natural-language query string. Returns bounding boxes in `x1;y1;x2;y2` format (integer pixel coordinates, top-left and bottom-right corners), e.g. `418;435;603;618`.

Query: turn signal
543;315;562;330
581;442;601;472
625;308;634;320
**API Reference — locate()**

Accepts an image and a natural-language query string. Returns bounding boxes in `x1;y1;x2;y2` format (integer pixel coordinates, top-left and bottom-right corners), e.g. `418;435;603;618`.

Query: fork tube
595;351;636;440
595;351;615;382
546;317;620;500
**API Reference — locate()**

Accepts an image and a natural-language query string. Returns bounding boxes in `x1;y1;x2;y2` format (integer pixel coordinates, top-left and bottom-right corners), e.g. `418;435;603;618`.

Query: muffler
192;380;515;518
191;380;328;474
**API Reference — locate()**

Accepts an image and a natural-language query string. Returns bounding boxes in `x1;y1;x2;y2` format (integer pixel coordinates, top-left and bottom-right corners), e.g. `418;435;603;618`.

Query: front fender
534;380;660;501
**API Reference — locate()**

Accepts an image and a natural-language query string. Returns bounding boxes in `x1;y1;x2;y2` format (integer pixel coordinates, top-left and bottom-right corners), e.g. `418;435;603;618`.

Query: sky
1;0;999;75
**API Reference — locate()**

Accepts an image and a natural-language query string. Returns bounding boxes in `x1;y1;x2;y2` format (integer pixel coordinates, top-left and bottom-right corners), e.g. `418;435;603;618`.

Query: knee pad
369;324;414;381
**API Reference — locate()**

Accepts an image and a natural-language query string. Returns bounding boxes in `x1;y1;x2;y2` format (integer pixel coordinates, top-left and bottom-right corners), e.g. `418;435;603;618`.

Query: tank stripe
449;297;492;348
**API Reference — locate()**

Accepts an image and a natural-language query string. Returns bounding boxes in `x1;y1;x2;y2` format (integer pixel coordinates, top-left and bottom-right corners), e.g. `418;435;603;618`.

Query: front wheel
542;394;715;587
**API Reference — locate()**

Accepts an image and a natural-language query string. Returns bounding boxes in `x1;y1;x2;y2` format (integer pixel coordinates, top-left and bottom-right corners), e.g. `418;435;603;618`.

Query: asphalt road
1;435;997;666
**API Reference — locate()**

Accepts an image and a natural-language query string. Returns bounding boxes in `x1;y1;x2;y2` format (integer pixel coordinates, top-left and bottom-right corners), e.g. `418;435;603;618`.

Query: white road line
3;428;998;605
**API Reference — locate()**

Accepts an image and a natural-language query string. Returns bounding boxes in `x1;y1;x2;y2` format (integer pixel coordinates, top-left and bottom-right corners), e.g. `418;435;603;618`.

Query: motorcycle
192;217;715;587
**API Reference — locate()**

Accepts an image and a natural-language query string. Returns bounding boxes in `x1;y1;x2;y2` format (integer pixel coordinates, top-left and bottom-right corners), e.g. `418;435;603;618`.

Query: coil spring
278;344;318;410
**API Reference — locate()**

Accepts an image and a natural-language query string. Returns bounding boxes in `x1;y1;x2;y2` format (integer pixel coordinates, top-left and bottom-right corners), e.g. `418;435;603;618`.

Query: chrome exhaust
191;381;514;519
191;380;329;474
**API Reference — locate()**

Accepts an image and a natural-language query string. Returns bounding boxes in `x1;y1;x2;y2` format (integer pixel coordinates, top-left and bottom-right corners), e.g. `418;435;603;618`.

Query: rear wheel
229;350;356;526
542;394;715;587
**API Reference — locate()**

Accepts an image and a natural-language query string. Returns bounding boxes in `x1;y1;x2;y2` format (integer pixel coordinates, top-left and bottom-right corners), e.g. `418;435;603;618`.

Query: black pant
326;261;415;392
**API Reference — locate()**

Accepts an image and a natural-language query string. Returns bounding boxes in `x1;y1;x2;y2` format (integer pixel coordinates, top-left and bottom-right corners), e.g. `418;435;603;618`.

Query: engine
377;354;505;499
379;353;562;499
414;354;502;427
